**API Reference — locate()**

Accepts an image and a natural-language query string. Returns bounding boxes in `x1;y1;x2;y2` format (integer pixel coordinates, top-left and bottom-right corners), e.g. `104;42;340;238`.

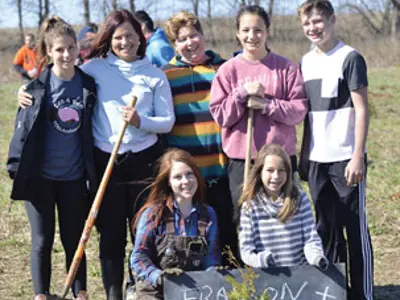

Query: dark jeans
206;177;240;266
94;142;162;299
308;159;373;300
25;177;88;297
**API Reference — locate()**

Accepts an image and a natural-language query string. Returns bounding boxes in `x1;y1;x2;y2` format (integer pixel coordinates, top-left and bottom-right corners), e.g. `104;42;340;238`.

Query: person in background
162;10;239;265
210;5;307;217
297;1;373;299
76;22;98;65
8;16;96;300
131;148;220;299
13;33;38;82
238;144;328;269
134;10;175;67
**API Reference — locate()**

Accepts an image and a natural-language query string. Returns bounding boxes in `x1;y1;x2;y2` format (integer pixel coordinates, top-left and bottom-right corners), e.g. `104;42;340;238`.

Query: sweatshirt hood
106;52;152;77
148;27;170;45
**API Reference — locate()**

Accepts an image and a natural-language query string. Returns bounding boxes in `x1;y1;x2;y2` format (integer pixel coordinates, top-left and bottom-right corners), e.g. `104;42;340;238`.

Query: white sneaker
125;284;136;300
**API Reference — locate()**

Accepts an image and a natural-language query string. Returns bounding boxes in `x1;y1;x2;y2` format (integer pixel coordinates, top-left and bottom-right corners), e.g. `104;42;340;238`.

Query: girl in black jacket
7;16;96;300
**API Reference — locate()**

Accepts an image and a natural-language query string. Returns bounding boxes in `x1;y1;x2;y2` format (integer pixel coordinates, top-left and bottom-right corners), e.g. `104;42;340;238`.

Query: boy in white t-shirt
297;1;373;300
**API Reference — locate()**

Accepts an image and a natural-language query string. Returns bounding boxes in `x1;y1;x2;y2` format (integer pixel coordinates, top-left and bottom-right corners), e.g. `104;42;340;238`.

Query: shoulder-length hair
238;144;299;223
88;9;146;59
164;10;203;44
133;148;206;231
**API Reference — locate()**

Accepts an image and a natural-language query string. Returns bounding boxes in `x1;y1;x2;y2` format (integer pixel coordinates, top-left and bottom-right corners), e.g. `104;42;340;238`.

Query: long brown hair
37;16;76;68
133;148;206;231
238;144;299;223
87;9;146;60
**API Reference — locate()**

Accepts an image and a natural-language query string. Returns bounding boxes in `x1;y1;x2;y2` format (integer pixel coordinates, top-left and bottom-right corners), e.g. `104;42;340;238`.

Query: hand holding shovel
60;96;137;299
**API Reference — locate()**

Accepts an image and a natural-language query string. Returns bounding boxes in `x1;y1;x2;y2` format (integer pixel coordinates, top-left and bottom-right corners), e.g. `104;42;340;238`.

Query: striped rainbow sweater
162;50;228;181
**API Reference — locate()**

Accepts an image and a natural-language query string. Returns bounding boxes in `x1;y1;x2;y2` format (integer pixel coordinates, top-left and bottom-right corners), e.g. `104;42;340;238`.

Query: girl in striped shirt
238;144;328;269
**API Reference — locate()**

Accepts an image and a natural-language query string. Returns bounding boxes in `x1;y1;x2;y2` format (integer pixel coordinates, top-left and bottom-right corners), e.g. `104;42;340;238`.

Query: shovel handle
243;106;254;189
60;96;137;299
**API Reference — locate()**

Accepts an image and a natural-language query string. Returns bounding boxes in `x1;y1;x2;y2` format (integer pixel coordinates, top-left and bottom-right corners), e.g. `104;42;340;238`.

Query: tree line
12;0;400;44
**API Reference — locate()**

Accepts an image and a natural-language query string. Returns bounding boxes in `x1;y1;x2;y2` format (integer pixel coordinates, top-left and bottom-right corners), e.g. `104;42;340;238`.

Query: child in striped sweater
238;144;328;269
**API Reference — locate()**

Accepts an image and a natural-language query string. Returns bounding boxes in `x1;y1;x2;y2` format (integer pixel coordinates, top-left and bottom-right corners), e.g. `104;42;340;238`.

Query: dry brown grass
0;14;399;300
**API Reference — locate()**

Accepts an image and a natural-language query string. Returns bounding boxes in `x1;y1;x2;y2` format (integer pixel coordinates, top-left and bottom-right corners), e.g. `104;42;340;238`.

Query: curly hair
164;11;203;44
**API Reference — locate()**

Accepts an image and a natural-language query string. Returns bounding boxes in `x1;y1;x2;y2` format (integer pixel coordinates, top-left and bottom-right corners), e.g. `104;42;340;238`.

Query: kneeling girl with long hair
238;144;327;269
130;148;221;299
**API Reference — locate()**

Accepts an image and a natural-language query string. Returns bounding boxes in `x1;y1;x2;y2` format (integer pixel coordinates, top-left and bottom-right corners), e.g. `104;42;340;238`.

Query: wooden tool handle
60;95;137;299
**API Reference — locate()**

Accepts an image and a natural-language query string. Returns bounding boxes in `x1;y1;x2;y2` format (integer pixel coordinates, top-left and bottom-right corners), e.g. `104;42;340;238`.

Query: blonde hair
297;0;335;18
37;16;76;66
164;11;203;44
238;144;299;223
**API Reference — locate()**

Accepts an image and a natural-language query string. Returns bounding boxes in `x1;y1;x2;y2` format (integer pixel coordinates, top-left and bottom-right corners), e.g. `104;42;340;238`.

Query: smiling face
169;161;198;203
111;22;140;62
236;13;268;58
301;8;336;50
261;155;288;198
174;26;206;65
47;35;78;75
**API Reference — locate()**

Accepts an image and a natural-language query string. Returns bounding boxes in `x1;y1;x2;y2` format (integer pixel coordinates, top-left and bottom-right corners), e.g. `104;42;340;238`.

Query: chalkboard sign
164;263;346;300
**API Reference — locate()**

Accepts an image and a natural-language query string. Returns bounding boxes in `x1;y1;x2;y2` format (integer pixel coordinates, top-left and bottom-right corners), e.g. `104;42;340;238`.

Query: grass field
0;67;399;299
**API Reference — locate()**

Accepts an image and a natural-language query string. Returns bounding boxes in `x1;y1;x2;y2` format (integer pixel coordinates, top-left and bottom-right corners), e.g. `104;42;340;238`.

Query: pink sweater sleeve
264;63;308;126
210;64;248;128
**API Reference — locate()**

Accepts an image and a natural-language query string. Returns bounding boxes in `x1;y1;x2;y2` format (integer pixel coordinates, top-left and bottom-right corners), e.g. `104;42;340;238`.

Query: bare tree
268;0;275;19
83;0;90;25
341;0;400;36
37;0;50;28
17;0;24;44
112;0;117;10
38;0;43;29
391;0;400;38
207;0;216;46
191;0;200;16
129;0;135;12
44;0;49;17
102;0;110;18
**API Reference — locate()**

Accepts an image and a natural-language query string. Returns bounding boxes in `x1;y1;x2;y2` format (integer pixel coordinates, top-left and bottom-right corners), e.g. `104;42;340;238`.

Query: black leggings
94;143;162;299
25;177;89;297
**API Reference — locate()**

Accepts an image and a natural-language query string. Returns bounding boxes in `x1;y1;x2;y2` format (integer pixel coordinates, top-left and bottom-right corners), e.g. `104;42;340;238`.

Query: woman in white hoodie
80;9;175;300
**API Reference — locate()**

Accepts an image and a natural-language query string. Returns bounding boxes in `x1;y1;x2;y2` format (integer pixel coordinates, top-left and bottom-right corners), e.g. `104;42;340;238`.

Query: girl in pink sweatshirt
210;5;308;207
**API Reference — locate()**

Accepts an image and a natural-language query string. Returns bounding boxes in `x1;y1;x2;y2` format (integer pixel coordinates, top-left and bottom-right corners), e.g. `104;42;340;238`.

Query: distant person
8;16;96;300
238;144;328;269
135;10;175;67
297;1;373;299
13;33;38;82
76;22;98;65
